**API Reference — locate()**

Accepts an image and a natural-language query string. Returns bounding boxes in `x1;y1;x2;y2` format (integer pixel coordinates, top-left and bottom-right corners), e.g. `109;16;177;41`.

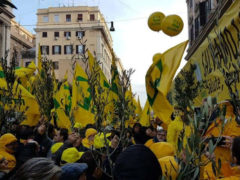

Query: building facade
185;0;233;60
35;6;113;81
10;19;35;66
0;5;14;63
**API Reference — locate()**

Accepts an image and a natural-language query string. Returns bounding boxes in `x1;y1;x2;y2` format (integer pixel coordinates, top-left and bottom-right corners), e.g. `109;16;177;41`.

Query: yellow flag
50;108;72;130
139;100;151;127
146;40;188;125
71;63;94;127
135;96;142;116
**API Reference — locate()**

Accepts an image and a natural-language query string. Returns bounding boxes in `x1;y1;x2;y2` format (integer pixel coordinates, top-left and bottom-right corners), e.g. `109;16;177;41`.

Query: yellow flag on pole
146;40;188;126
139;100;151;127
71;63;94;127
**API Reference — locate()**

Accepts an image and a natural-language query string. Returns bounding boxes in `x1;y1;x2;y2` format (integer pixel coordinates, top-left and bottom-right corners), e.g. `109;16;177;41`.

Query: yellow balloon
148;12;165;32
152;53;162;63
161;15;184;36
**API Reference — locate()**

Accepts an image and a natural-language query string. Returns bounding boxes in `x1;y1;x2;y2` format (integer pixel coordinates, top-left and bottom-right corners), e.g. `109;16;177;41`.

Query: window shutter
64;32;66;37
199;2;206;26
83;31;85;37
47;46;49;55
64;46;66;54
69;32;71;37
52;46;55;55
59;46;61;54
76;45;78;54
76;31;78;37
83;45;86;54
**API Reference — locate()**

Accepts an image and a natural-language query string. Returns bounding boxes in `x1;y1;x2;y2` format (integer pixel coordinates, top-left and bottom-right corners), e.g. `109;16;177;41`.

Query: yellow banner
175;1;240;106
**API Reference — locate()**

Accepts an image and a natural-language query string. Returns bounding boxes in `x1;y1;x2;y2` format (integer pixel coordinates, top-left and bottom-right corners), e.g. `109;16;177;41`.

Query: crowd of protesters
0;112;239;180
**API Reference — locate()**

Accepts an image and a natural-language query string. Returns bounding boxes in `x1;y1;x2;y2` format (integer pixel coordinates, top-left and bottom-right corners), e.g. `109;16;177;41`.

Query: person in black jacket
34;123;53;157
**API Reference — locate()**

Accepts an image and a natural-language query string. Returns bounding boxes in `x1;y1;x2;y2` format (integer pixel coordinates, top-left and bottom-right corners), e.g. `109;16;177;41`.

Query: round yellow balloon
152;53;162;63
161;15;184;36
148;12;165;32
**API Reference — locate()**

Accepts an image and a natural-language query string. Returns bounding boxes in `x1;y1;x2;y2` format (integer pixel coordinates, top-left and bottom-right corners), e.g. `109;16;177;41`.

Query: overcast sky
12;0;188;107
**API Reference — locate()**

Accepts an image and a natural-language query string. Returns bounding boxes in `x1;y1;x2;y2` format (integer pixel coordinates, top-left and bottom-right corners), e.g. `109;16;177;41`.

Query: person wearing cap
61;147;84;166
82;128;97;149
113;144;162;180
0;133;18;172
60;163;88;180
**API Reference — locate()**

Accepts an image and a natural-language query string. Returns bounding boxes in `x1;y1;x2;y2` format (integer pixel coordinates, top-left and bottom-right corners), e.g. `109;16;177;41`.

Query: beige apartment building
0;5;14;63
10;19;35;66
35;6;113;81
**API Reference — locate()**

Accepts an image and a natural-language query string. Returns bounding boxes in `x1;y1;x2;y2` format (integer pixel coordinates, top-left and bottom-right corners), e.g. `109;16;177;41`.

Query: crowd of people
0;113;239;180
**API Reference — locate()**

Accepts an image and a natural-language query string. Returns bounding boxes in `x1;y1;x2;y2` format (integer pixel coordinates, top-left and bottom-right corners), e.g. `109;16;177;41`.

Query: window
64;45;73;54
43;16;49;22
77;14;83;21
189;0;193;8
90;14;95;21
52;45;61;55
25;61;31;67
41;46;49;55
194;16;200;38
76;45;85;54
53;61;59;70
54;32;59;37
54;15;59;22
76;31;85;38
64;31;71;38
66;14;71;22
42;32;47;38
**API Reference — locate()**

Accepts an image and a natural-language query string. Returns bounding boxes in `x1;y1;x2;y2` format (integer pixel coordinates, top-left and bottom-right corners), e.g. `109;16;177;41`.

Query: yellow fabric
158;156;179;180
51;142;63;154
61;147;82;164
0;134;17;170
50;108;72;130
144;138;154;147
139;100;151;127
167;116;191;151
135;96;142;116
205;102;240;163
71;63;95;127
146;41;188;126
74;122;82;129
149;142;175;159
171;0;240;107
0;78;40;127
94;132;111;149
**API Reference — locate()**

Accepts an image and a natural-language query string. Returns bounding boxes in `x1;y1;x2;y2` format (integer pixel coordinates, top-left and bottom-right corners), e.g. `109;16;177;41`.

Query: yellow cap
144;139;154;147
74;122;82;129
149;142;175;159
85;128;97;139
51;142;63;154
61;147;83;164
158;156;179;180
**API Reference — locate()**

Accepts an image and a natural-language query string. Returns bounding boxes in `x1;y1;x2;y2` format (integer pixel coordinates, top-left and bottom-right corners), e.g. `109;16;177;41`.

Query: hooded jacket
0;133;17;171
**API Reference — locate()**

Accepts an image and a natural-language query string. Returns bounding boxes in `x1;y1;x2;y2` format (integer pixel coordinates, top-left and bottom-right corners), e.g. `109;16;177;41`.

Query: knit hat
60;163;88;180
85;128;97;139
114;144;162;180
